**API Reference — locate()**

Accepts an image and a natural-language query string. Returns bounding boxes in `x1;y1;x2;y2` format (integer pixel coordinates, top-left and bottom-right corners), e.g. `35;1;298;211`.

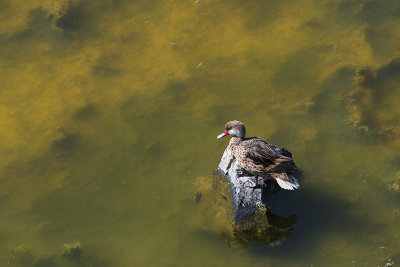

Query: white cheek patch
228;129;239;137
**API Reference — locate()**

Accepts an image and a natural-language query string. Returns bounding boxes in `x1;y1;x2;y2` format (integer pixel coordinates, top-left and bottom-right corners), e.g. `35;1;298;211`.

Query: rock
218;145;291;221
217;144;298;245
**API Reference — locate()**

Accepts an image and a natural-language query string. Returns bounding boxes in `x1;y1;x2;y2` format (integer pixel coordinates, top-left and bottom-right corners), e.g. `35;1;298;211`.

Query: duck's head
217;120;246;139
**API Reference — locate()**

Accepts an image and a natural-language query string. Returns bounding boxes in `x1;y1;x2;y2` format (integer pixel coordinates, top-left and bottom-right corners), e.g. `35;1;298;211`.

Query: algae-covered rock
388;183;400;193
232;208;297;245
385;258;395;267
62;242;82;260
8;246;34;265
387;171;400;193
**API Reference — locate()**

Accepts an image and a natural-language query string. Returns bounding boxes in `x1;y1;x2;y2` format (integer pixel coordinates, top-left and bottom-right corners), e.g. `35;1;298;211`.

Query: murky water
1;0;400;266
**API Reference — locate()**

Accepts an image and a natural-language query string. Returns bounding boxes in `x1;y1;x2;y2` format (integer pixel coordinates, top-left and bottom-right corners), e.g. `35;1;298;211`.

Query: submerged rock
62;242;82;260
8;246;34;265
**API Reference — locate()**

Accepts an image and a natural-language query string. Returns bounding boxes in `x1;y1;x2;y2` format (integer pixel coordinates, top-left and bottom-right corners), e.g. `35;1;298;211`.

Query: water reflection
223;210;298;251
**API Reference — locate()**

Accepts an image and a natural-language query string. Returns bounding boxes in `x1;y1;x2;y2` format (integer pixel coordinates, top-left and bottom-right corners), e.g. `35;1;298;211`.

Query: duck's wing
244;139;286;166
244;138;296;172
244;139;300;190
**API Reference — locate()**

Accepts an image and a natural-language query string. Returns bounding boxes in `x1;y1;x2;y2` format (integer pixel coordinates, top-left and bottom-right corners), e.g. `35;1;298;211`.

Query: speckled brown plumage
217;120;299;190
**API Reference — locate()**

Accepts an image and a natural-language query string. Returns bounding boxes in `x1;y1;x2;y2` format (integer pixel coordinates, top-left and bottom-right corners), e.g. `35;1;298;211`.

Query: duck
217;120;300;190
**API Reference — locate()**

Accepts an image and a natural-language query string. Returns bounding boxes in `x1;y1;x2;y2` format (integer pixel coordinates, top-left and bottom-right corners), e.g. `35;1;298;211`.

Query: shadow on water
245;186;382;261
192;171;379;261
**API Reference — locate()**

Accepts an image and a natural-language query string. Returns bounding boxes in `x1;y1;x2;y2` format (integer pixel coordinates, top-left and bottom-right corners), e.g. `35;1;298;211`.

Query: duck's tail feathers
274;174;300;190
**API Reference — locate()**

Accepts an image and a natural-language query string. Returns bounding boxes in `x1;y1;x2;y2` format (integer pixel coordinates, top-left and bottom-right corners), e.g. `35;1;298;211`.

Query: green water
1;0;400;266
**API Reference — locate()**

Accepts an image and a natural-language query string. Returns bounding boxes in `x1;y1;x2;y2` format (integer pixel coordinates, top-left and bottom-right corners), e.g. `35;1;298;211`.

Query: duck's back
230;137;296;177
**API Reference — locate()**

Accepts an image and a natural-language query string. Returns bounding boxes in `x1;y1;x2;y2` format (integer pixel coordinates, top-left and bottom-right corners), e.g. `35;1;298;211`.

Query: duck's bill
217;130;229;139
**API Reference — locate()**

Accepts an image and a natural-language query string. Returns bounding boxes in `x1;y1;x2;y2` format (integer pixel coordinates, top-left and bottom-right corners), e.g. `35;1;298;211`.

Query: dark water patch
92;65;123;77
72;104;98;121
51;131;80;153
309;66;354;115
0;2;9;10
130;138;167;164
391;155;400;167
377;57;400;79
33;257;55;267
246;187;382;260
356;68;379;92
300;18;324;30
10;8;61;43
161;82;188;104
29;188;85;227
364;25;399;60
347;58;400;143
328;0;364;24
362;0;400;24
237;0;284;30
271;46;332;90
55;2;90;33
54;0;155;36
92;54;125;77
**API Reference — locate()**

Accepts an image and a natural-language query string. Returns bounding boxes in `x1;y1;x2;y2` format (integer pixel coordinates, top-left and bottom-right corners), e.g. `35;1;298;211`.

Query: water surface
0;0;400;266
